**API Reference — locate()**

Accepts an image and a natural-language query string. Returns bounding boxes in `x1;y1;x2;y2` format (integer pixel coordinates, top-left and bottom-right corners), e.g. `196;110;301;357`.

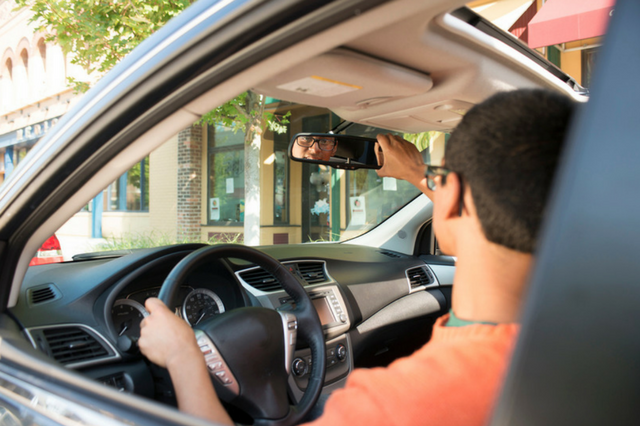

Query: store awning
471;0;535;32
528;0;615;48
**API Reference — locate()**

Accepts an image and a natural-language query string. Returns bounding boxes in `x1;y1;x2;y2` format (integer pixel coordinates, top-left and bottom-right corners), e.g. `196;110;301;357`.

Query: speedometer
182;289;225;326
111;299;149;338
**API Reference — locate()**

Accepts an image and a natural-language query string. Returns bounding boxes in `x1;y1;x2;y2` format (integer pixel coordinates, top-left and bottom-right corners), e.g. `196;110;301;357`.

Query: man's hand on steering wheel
139;297;234;425
139;298;196;369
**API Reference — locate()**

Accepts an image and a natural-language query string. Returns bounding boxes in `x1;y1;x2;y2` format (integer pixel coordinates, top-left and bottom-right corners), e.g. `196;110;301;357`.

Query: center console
278;285;352;393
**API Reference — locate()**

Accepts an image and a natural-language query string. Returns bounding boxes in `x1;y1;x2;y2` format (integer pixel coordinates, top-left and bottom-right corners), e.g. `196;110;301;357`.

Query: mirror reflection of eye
318;139;335;148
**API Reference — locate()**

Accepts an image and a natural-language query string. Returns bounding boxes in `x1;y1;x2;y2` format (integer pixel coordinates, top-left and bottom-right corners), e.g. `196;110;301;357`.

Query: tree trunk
243;92;263;245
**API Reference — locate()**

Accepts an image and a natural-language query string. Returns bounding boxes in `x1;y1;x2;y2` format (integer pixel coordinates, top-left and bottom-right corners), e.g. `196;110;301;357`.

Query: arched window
37;39;46;71
20;49;27;72
5;58;12;79
33;39;47;97
2;58;14;111
15;49;29;105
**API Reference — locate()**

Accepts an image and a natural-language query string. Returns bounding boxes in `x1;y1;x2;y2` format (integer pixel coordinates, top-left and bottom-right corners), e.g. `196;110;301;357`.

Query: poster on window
210;198;220;221
226;178;234;194
383;177;397;191
350;197;366;226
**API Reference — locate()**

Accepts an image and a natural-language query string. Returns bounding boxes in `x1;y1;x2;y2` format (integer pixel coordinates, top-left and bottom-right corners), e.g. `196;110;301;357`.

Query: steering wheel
157;244;326;426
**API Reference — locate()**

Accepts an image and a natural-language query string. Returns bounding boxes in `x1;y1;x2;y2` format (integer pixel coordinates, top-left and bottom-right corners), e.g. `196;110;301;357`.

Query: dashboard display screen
312;297;335;325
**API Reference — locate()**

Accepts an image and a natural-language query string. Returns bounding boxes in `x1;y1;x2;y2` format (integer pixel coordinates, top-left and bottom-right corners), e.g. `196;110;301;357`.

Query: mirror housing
288;133;380;170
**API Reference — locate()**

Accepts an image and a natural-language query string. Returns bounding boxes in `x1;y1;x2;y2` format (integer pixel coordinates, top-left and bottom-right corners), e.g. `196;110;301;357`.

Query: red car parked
29;234;64;266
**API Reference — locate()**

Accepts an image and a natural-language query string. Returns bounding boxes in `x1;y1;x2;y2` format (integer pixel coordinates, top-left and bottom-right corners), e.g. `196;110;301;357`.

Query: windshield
31;98;445;262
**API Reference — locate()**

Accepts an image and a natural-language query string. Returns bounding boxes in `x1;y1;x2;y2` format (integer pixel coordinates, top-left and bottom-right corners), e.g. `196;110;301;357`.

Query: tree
199;91;290;245
18;0;290;243
16;0;192;92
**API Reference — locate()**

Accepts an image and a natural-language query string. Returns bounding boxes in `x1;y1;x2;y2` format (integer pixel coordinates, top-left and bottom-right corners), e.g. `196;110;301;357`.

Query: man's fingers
145;297;166;313
374;142;384;167
376;134;396;153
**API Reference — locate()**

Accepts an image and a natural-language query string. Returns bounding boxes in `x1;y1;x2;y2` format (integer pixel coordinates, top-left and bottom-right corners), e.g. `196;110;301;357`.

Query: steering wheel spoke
278;311;298;375
195;329;240;395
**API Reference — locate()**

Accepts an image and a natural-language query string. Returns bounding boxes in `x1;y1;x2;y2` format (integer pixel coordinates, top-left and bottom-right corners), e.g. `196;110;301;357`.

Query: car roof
250;3;584;133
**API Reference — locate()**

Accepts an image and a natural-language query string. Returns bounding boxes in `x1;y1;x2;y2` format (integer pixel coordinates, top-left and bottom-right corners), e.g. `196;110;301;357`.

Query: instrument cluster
111;286;226;338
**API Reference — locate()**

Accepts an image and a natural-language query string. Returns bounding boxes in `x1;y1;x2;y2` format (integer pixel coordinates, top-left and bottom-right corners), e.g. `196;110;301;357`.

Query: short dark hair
444;89;575;253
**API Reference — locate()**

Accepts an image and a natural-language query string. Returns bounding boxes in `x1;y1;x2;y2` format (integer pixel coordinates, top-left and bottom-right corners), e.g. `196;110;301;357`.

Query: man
291;134;338;161
138;88;574;425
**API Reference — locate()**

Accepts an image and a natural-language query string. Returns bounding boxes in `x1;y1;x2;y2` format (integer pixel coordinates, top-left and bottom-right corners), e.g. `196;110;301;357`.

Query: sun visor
253;49;433;110
360;100;475;133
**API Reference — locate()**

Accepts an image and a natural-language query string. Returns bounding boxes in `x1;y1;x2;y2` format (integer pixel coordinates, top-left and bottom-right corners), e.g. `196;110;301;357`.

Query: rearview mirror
288;133;380;170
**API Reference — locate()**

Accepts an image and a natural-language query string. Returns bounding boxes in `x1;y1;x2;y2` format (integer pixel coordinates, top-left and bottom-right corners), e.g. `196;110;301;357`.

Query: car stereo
279;285;350;340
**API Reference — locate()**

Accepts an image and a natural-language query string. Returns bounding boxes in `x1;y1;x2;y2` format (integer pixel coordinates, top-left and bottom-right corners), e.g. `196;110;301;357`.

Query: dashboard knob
117;335;139;354
336;344;347;362
292;357;307;376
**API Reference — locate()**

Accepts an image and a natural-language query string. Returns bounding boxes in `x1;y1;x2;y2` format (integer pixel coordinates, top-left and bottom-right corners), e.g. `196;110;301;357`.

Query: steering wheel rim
157;244;326;426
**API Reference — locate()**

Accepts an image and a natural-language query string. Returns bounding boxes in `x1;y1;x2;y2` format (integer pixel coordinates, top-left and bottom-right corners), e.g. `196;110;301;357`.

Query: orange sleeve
304;320;518;426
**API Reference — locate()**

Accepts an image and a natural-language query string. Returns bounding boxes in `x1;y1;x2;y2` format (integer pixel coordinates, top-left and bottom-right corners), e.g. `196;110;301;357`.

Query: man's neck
450;237;532;324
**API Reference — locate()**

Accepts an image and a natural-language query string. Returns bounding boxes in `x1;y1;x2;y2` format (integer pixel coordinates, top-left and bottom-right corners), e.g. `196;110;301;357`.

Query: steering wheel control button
194;330;239;395
336;344;347;362
215;371;233;385
339;314;347;323
292;358;307;377
279;311;298;374
199;345;213;356
208;361;223;372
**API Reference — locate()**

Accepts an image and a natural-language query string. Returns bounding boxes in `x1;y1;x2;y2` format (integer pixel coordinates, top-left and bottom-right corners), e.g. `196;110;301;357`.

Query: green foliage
403;131;438;152
16;0;192;92
265;111;291;134
198;92;290;144
97;230;243;251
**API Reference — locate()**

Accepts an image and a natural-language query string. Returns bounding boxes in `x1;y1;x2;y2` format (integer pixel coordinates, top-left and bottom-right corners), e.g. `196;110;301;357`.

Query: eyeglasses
296;136;337;151
426;165;466;216
425;165;451;191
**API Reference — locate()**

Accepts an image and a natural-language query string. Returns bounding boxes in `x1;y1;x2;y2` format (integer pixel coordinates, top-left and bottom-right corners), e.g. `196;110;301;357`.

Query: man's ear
440;172;463;220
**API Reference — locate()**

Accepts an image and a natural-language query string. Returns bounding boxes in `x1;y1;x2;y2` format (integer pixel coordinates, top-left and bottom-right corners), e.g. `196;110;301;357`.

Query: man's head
435;89;575;254
292;135;338;161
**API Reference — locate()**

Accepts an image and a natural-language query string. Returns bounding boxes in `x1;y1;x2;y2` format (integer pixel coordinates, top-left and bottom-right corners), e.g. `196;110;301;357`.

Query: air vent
295;262;327;284
42;327;109;365
380;250;404;259
28;284;60;305
406;266;435;289
238;268;282;292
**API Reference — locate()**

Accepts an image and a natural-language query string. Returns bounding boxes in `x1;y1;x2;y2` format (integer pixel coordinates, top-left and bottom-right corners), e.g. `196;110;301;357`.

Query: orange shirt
305;315;519;426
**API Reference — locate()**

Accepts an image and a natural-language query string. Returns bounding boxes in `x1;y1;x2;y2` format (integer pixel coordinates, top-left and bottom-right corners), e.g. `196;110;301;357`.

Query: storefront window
274;130;289;224
102;157;149;212
582;47;599;88
208;125;245;224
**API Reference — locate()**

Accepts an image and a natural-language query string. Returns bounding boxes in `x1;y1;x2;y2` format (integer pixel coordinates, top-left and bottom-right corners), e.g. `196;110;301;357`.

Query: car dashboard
10;243;453;404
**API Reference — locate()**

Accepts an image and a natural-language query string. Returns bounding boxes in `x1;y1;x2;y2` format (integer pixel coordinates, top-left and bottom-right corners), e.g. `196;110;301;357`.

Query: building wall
57;212;91;237
150;134;178;240
560;49;582;85
0;0;88;185
177;125;202;241
102;212;152;238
